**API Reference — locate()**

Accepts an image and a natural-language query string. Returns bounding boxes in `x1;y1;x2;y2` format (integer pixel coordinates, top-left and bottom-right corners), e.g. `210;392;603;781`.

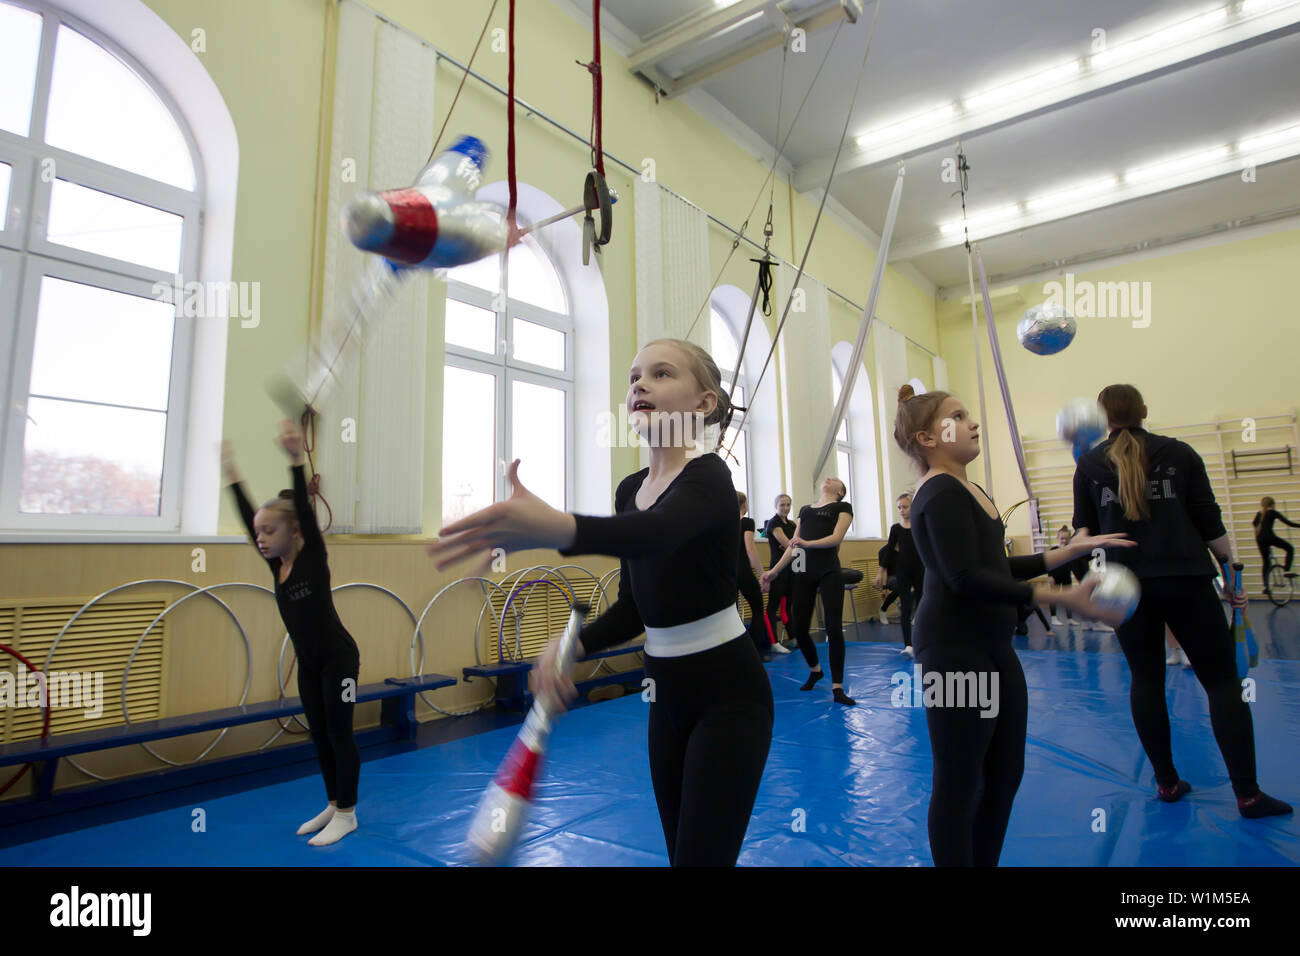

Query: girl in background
763;477;856;706
1073;384;1290;818
223;421;362;846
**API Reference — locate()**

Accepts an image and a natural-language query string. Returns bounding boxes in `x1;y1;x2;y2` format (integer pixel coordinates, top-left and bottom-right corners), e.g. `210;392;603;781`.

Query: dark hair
893;383;952;470
1098;384;1148;521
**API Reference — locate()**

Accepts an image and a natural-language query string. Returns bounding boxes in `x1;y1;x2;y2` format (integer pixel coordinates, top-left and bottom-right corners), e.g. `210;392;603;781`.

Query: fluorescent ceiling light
1125;145;1230;184
1025;176;1119;212
1091;7;1229;70
963;60;1081;113
857;104;955;149
939;204;1021;237
1241;0;1298;14
1239;122;1300;153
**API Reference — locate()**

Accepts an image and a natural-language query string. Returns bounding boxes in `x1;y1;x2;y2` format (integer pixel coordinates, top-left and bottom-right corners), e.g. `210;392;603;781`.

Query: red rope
0;642;52;797
506;0;519;246
300;409;333;532
591;0;604;179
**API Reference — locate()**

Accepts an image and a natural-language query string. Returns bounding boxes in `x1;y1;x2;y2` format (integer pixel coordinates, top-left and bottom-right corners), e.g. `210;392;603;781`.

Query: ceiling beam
626;0;775;73
662;1;854;98
629;0;858;97
791;7;1300;192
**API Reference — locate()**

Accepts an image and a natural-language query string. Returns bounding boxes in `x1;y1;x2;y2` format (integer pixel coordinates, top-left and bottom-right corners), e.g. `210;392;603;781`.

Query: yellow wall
936;225;1300;535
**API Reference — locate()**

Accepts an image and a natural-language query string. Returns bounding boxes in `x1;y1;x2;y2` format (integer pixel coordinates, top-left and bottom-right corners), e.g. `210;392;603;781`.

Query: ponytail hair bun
278;489;293;500
897;383;915;405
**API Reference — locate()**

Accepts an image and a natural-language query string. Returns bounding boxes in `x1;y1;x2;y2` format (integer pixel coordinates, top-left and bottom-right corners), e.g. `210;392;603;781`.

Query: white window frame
710;305;753;497
832;363;857;535
1;254;194;529
444;233;575;511
0;0;204;532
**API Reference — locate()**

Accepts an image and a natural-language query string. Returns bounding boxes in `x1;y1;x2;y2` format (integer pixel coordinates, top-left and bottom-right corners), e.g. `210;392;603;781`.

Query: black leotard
763;514;796;568
910;473;1046;866
559;452;741;655
1254;509;1299;538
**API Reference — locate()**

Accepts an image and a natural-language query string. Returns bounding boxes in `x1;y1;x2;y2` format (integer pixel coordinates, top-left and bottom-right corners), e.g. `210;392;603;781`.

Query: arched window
441;194;575;525
831;364;855;535
831;341;882;537
710;306;750;498
0;1;207;530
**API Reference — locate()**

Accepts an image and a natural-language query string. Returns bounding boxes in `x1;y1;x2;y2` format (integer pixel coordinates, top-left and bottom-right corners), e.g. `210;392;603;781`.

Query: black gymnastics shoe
1156;780;1192;802
1237;792;1293;818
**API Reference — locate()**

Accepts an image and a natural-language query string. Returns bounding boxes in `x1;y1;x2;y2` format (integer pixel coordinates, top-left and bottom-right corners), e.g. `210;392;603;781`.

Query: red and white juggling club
467;600;590;866
342;135;508;270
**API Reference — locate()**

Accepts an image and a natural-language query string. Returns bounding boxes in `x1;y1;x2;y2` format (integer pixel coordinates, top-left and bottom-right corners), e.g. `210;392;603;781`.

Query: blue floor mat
2;641;1296;866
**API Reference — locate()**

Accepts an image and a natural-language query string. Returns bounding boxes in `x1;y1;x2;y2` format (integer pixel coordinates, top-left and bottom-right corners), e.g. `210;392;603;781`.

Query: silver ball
1057;398;1108;458
1017;302;1077;356
1084;563;1141;623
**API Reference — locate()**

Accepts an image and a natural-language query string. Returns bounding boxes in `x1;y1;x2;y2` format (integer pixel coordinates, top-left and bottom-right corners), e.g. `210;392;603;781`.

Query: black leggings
918;637;1027;866
297;640;361;809
737;563;771;655
789;567;847;684
764;566;792;643
885;574;922;647
1258;533;1294;588
1115;576;1259;798
644;636;774;866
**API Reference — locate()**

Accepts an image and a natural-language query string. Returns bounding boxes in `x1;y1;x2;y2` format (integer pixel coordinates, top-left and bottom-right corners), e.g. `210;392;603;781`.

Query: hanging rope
429;0;502;164
506;0;519;245
300;407;334;532
954;144;995;495
586;0;605;180
684;17;846;342
721;0;883;457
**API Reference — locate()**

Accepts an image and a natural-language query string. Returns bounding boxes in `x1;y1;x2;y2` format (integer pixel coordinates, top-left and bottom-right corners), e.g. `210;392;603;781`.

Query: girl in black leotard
763;495;797;649
1253;496;1298;592
429;338;773;867
223;421;362;846
737;492;783;660
762;477;856;706
1074;385;1291;819
894;384;1130;866
878;493;924;656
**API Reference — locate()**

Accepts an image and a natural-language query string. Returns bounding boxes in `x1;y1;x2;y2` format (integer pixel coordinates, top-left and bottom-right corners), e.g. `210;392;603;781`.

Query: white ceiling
567;0;1300;292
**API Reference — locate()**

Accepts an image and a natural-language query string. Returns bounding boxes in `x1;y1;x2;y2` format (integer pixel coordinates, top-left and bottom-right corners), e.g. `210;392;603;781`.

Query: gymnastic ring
534;564;611;680
270;631;311;740
500;567;576;661
583;170;612;248
509;569;609;682
592;566;643;669
413;576;510;716
44;580;231;781
0;642;51;797
496;564;562;660
123;582;264;767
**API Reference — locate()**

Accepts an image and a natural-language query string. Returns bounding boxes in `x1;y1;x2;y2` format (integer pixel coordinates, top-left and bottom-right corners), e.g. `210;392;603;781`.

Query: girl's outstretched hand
220;440;239;484
427;460;577;572
278;419;304;460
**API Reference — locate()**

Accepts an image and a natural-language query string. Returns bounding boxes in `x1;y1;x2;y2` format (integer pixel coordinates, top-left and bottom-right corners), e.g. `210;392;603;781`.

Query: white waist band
643;604;747;658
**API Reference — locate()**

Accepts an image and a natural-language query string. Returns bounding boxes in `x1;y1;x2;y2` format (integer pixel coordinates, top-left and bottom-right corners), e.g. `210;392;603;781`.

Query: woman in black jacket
1073;384;1290;818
